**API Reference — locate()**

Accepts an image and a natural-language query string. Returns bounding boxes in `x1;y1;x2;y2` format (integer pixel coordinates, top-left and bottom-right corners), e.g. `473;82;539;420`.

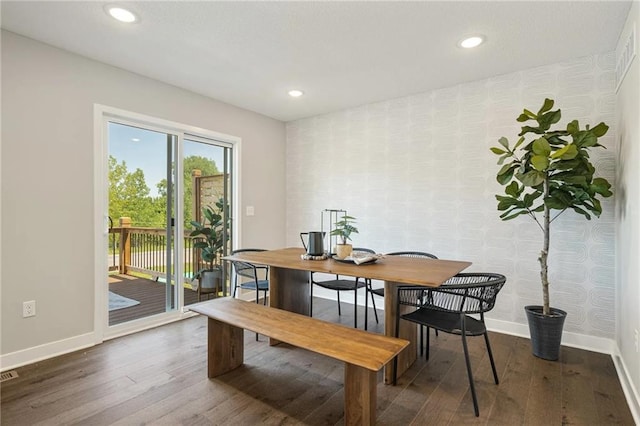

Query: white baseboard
0;332;96;372
612;348;640;425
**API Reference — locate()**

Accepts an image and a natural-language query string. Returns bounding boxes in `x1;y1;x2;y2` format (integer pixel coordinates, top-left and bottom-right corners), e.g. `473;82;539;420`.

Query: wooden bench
189;297;409;425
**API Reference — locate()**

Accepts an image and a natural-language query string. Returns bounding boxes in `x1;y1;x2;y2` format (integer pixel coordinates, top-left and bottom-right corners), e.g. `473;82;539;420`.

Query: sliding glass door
103;114;235;330
107;122;178;326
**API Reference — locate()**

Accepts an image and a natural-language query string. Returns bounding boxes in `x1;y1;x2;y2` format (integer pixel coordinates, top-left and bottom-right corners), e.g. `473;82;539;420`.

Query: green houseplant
330;215;359;259
491;98;612;360
190;197;229;293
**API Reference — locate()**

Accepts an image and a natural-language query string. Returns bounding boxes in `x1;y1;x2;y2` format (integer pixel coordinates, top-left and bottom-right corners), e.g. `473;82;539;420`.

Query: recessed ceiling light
131;138;140;142
288;90;304;98
459;35;485;49
106;6;138;23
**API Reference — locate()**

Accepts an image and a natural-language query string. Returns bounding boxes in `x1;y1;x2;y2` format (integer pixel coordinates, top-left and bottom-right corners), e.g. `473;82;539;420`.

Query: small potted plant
190;197;229;294
491;98;612;360
330;215;359;259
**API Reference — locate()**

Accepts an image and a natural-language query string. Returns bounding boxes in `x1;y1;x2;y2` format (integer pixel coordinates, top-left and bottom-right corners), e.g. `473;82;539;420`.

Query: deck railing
108;218;199;282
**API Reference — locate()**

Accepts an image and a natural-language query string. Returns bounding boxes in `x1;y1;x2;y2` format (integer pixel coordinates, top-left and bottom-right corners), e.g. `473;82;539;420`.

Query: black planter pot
525;305;567;361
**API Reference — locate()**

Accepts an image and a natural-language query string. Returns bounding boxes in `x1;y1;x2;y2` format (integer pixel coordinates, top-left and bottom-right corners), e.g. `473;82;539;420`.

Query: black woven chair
230;248;270;341
230;249;269;305
364;251;438;334
310;247;375;328
392;273;506;417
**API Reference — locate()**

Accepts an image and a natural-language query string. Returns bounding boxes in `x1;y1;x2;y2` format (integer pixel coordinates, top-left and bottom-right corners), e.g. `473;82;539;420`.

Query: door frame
93;104;241;342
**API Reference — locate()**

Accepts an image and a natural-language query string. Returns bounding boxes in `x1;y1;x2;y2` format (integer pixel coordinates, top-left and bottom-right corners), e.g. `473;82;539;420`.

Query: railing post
119;217;131;275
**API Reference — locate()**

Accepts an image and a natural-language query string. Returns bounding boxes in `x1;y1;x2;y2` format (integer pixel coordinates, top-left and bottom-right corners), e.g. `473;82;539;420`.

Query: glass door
183;136;233;307
107;122;177;326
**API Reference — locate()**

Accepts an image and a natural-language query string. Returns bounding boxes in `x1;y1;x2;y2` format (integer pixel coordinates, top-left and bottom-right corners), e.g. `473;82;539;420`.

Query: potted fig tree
330;215;359;259
190;197;229;297
491;98;612;360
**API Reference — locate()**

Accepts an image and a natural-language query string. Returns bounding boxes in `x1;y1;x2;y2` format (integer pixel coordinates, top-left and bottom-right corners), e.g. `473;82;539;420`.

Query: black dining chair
230;248;270;341
392;272;506;417
230;248;269;305
310;247;375;329
364;251;438;335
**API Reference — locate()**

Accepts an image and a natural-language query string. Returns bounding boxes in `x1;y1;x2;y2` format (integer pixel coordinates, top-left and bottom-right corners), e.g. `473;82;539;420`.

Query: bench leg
207;318;244;378
344;363;377;426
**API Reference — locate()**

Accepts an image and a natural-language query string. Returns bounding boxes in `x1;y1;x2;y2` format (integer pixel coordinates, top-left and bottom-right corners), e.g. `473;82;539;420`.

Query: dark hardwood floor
1;297;634;425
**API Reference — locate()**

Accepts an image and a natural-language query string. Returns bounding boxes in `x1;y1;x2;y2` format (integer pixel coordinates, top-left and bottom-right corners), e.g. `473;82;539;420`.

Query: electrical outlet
23;300;36;318
634;329;639;353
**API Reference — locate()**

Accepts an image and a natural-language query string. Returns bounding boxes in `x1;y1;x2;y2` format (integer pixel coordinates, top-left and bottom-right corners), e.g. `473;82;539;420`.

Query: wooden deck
1;297;634;425
108;274;201;325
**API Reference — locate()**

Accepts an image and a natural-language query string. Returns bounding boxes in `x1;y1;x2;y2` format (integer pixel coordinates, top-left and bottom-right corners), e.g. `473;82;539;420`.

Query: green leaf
532;137;551;156
519;125;545;136
591;177;613;197
574;131;597;148
500;209;529;221
517;113;530;122
571;205;592;220
498;137;509;149
518;170;545;187
497;167;515;185
545;196;568;210
505;181;520;197
566;120;579;134
538;98;554;114
491;147;507;155
591;122;609;137
514;136;525;150
551;144;578;160
531;155;549;171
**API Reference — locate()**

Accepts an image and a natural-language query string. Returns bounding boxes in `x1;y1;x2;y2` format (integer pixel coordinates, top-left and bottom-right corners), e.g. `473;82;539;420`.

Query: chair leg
337;291;342;316
461;331;479;417
353;281;358;329
369;280;379;324
393;315;402;386
364;283;369;331
309;276;314;318
425;326;430;360
484;331;499;385
420;325;424;356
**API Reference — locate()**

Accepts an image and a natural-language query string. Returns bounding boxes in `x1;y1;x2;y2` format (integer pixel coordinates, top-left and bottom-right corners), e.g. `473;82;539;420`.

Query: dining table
224;247;471;383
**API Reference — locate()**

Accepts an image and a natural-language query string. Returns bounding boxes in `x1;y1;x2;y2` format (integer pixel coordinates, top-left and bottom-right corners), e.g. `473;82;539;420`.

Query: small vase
335;244;353;259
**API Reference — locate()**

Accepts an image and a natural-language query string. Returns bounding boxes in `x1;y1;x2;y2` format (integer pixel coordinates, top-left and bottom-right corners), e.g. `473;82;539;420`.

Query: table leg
344;363;376;426
207;318;244;378
268;266;311;345
384;280;417;384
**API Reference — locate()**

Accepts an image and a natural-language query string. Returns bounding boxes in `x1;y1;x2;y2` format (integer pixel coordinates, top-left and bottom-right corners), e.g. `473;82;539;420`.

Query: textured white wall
287;53;617;339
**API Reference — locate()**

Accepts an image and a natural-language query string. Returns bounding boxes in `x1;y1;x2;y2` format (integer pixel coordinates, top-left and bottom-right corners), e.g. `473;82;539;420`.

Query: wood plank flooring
1;298;634;425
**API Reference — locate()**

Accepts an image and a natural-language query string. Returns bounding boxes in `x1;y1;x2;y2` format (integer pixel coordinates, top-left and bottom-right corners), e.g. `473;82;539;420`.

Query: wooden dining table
224;247;471;383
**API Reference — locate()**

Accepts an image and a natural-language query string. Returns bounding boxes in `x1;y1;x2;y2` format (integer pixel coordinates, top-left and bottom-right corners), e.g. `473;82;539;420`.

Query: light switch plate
246;206;255;216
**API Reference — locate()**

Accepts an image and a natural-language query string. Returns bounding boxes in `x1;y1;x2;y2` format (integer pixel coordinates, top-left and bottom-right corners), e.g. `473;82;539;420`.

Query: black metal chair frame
392;272;506;417
364;251;438;338
230;248;269;305
310;247;375;329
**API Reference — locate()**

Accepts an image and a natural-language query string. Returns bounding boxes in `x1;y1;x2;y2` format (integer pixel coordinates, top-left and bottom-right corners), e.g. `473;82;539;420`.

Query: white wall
615;1;640;416
1;31;286;356
287;53;617;342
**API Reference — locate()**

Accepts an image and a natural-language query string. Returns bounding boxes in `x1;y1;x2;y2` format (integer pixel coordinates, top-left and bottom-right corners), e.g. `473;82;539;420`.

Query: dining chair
230;248;269;304
310;247;375;329
364;251;438;335
230;248;270;340
392;272;506;416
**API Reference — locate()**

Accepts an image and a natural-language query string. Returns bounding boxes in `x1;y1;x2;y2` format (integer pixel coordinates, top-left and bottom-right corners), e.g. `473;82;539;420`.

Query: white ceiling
1;1;632;122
